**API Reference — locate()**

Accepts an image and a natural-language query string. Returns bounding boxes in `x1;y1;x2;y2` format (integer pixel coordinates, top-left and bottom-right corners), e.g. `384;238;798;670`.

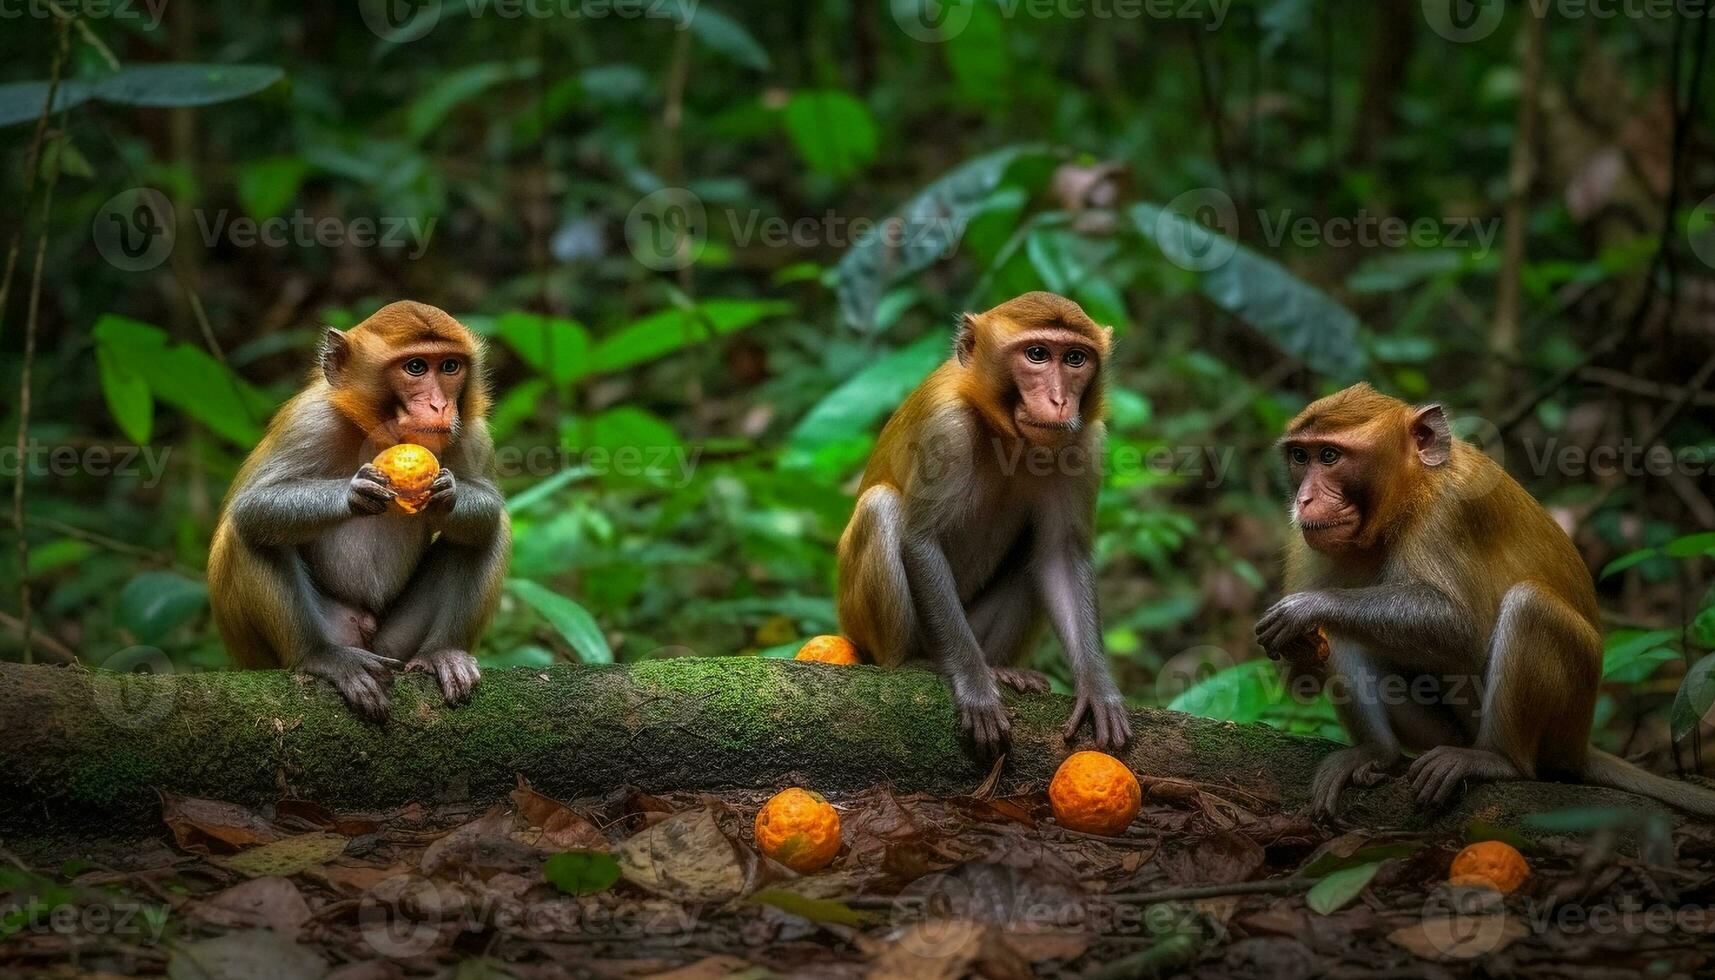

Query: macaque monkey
1258;383;1715;816
209;302;511;720
836;292;1131;756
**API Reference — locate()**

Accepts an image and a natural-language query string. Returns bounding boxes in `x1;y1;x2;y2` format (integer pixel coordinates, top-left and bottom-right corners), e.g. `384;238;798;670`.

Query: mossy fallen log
0;659;1678;834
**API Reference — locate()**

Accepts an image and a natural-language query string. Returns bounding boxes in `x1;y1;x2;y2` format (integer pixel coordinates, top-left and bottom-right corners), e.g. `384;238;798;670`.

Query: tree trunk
0;660;1672;834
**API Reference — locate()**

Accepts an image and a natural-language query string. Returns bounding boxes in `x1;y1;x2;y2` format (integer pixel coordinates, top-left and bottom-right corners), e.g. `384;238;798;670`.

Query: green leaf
118;572;208;644
236;155;309;220
406;60;537;143
1671;652;1715;742
1300;843;1420;878
96;342;154;444
785;332;948;465
0;79;94;128
588;300;788;375
89;64;284;108
1664;532;1715;559
496;312;592;385
92;315;273;447
1167;659;1278;724
677;4;771;71
1602;629;1679;682
834;145;1054;331
944;0;1009;105
563;407;683;461
507;579;612;664
544;851;621;895
26;539;96;577
749;888;876;927
1601;547;1660;579
1693;607;1715;650
1307;861;1380;915
1131;202;1367;379
489;378;550;444
781;90;878;180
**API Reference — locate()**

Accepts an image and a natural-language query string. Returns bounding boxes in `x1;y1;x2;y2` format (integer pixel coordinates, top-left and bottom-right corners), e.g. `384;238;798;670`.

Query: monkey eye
441;359;462;375
1319;447;1341;465
1288;447;1310;466
1025;345;1050;363
1064;349;1088;367
404;357;429;377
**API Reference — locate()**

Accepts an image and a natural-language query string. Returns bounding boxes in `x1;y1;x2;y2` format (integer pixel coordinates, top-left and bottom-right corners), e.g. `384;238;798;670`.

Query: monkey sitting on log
836;292;1131;756
1257;383;1715;816
209;302;511;720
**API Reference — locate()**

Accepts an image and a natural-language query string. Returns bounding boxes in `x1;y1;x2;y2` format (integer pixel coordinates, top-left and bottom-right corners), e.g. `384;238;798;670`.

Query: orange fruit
754;788;842;873
372;444;439;514
1448;840;1528;894
1049;751;1141;836
794;635;861;665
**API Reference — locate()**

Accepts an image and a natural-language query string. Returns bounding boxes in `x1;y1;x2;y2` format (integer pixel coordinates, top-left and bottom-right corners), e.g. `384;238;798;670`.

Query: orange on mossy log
794;635;861;665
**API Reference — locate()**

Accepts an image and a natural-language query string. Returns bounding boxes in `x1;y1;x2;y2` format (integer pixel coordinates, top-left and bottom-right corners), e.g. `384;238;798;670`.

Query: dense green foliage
2;2;1712;756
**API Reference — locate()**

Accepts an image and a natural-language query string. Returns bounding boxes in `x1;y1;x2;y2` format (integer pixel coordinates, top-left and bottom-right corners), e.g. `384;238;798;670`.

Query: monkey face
1285;441;1364;552
389;347;467;448
1007;333;1096;445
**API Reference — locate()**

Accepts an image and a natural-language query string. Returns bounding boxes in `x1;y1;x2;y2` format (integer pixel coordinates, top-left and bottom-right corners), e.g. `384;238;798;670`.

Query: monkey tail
1581;749;1715;818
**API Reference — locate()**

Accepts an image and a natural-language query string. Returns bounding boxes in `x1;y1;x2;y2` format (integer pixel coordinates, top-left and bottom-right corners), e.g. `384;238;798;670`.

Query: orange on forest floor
1449;840;1529;893
754;788;842;873
794;635;861;665
373;444;439;514
1048;750;1142;837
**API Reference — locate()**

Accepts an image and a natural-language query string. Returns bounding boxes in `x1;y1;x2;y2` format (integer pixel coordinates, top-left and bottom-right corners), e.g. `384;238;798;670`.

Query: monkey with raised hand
1258;383;1715;817
836;292;1131;756
209;301;511;720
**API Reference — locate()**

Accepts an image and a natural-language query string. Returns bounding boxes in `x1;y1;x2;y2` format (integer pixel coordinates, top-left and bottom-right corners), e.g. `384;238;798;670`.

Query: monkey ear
319;328;351;385
954;313;978;366
1411;404;1452;467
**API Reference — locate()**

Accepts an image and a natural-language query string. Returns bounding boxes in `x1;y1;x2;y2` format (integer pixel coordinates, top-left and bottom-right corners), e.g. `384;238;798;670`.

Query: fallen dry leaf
639;955;754;980
189;876;312;940
618;809;746;904
214;832;348;878
512;775;609;851
160;793;284;853
1387;914;1529;960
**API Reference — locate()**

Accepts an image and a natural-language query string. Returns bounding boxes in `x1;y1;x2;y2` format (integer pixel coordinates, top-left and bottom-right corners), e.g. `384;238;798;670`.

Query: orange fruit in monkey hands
372;444;439;514
754;788;842;873
1049;750;1142;837
794;635;862;665
1448;840;1529;894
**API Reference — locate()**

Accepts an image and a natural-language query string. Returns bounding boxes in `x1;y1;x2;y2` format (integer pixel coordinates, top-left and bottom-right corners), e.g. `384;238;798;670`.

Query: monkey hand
1064;687;1132;750
425;468;457;515
1309;745;1401;817
952;677;1010;756
1255;592;1329;653
300;645;397;722
407;648;480;705
348;464;396;516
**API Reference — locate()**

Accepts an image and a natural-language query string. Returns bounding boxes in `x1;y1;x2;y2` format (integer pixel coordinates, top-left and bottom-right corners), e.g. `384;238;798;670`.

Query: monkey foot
300;646;395;722
1309;746;1402;817
1407;746;1519;805
991;667;1052;694
957;698;1012;758
1064;691;1132;750
408;648;482;705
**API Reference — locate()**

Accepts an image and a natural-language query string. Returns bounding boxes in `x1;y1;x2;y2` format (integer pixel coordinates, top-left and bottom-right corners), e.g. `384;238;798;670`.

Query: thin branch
0;610;75;663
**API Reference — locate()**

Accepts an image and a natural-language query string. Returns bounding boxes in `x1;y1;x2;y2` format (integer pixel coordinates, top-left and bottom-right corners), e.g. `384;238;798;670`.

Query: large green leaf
834;145;1054;331
785;332;949;465
237;155;309;221
1167;659;1278;724
1131;203;1367;380
1672;652;1715;742
92;64;284;108
676;4;771;71
96;342;154;445
0;80;93;128
587;300;788;375
507;579;613;665
91;315;274;447
406;60;537;142
944;0;1009;106
1602;628;1679;683
1307;861;1380;915
118;572;208;644
781;90;878;180
496;313;592;386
